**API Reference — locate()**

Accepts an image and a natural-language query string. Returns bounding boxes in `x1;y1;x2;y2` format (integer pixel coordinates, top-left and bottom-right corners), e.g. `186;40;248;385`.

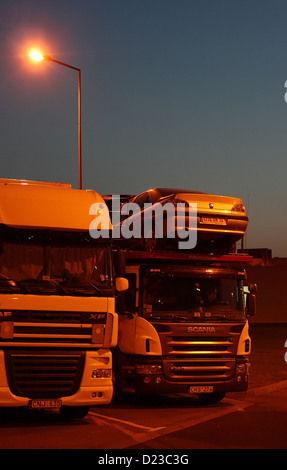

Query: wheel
60;406;90;420
112;369;122;403
197;392;226;404
111;352;124;403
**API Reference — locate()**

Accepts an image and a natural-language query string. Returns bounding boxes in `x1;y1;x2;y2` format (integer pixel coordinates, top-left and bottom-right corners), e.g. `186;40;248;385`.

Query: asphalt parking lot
0;323;285;451
238;324;287;391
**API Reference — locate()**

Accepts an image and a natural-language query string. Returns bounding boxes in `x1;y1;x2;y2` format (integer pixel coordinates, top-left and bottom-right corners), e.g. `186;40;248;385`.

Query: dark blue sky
1;0;287;255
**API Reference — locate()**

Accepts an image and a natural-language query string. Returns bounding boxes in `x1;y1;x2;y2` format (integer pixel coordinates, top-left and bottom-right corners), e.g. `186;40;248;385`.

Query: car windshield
0;226;113;296
142;271;245;322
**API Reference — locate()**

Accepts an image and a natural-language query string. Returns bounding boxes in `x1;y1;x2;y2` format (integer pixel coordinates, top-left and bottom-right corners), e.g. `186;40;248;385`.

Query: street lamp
29;50;82;189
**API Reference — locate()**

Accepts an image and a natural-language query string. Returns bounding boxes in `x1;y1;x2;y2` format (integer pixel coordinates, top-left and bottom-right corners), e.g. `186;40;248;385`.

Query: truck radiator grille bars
168;336;233;354
156;322;242;382
5;350;85;398
165;357;236;381
0;310;107;347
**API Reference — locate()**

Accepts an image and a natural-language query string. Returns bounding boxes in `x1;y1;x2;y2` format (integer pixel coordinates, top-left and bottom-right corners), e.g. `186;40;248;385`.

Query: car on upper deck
103;188;248;253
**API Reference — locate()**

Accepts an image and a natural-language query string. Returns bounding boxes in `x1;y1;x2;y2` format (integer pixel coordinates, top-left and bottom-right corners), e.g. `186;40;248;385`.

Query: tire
112;369;122;403
60;406;90;420
112;352;124;403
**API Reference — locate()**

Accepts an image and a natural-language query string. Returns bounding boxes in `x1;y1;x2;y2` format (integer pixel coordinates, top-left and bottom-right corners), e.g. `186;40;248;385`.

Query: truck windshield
142;272;245;322
0;227;113;295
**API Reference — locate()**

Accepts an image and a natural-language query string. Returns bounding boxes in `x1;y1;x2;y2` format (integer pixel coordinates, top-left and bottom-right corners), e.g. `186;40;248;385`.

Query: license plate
29;399;62;409
200;217;226;225
188;386;214;394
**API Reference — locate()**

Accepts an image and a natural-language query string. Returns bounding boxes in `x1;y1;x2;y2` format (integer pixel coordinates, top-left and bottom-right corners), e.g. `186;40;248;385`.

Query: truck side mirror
246;283;257;316
248;283;257;294
115;277;129;292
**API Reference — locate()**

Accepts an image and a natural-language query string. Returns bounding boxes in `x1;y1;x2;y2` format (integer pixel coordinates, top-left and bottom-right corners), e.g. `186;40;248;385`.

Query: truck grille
0;310;107;347
155;322;242;382
13;323;94;344
167;335;234;355
164;357;236;382
5;349;85;398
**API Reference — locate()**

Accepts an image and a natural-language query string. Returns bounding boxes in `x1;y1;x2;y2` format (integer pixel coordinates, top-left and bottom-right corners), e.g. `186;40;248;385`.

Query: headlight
236;363;249;375
91;368;112;378
135;364;162;374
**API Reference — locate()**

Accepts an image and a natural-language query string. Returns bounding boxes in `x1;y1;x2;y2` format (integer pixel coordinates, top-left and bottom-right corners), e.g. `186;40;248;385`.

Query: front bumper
0;349;113;408
121;357;250;395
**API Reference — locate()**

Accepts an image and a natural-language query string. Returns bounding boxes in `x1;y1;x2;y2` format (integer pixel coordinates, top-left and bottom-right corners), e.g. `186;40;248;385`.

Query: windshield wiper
88;282;104;296
146;313;191;322
0;277;25;293
58;282;103;297
19;279;64;295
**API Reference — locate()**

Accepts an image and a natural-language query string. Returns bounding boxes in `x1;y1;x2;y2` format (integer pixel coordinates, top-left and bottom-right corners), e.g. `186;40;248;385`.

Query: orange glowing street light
29;50;82;189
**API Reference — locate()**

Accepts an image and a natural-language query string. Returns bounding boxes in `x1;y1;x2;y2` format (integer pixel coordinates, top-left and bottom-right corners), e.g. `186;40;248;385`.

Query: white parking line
88;410;166;432
89;398;252;434
88;398;256;448
246;379;287;397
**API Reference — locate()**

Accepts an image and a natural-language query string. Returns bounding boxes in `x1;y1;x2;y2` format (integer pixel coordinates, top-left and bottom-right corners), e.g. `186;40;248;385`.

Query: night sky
1;0;287;256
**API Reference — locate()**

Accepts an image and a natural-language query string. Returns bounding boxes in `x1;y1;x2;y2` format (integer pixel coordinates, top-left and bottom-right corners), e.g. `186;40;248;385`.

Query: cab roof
0;178;112;231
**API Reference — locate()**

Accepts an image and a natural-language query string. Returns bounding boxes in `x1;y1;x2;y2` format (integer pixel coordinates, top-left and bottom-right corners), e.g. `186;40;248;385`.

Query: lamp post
29;51;82;189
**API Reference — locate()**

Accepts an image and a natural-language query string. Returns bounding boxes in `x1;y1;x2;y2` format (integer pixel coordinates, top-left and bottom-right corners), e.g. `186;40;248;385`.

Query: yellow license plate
29;399;62;409
189;386;213;393
200;217;226;225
